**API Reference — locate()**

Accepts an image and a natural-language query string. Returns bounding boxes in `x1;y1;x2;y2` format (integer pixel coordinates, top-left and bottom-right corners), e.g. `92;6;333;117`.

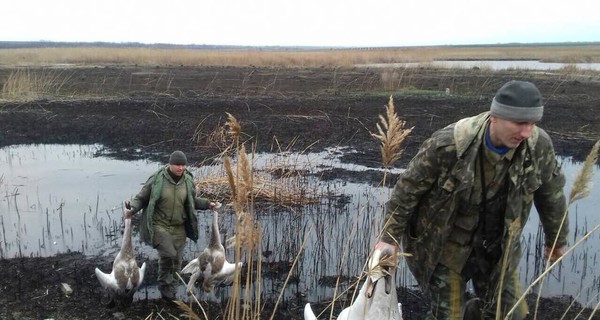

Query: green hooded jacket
130;166;211;245
383;112;568;287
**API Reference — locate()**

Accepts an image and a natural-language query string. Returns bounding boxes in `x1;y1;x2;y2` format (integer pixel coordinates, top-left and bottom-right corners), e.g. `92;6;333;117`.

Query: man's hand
123;200;134;219
368;241;399;270
365;241;399;297
544;245;566;263
209;201;222;210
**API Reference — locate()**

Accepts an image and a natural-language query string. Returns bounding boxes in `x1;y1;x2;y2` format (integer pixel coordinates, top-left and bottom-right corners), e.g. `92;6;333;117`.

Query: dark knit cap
169;150;187;165
490;80;544;122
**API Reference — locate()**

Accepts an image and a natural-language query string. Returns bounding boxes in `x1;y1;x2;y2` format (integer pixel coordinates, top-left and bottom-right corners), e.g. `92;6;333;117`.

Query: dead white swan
304;249;402;320
181;208;242;294
95;202;146;308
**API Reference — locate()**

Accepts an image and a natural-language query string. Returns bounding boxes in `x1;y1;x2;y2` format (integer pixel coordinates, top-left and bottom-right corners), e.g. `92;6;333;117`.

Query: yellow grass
0;68;74;100
1;44;599;67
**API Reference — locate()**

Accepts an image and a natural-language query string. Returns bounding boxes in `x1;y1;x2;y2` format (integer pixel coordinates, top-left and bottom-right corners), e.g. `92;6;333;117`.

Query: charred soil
1;65;599;319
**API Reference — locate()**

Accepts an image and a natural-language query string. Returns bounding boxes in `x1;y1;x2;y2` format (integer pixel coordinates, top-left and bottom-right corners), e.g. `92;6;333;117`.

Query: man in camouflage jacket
374;81;568;319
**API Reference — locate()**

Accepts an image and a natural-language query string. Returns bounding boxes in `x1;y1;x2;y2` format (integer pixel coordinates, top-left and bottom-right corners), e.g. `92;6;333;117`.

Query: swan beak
366;277;376;298
366;273;393;298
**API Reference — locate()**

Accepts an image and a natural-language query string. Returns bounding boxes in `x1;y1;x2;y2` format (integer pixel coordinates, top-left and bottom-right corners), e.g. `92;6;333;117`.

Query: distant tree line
0;41;335;51
0;40;598;50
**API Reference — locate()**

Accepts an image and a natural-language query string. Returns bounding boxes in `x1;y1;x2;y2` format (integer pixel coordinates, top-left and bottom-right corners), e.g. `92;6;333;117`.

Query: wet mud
1;66;599;319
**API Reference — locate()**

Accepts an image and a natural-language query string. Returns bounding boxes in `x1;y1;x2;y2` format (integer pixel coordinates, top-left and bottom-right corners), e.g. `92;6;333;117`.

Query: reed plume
221;141;262;320
568;139;599;204
225;112;242;146
371;95;413;185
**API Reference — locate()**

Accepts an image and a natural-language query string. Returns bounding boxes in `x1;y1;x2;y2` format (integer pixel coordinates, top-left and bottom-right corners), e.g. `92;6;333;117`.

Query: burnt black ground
1;66;599;319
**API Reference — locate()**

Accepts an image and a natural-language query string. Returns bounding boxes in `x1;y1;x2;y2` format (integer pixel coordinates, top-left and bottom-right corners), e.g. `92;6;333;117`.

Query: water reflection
0;144;598;306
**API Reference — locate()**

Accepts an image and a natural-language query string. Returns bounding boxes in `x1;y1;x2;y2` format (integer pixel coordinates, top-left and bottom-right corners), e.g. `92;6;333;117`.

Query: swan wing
181;258;200;274
94;267;118;291
137;262;146;289
303;303;318;320
213;261;241;285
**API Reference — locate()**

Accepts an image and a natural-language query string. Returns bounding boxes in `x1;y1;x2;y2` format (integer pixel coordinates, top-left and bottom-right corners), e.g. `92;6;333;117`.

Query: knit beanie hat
169;150;187;165
490;80;544;122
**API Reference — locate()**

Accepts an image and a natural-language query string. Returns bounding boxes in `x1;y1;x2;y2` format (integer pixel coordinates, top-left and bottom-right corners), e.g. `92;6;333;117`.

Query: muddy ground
1;65;599;319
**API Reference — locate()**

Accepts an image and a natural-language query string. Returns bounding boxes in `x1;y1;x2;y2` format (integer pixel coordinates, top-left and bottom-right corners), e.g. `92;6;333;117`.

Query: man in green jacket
127;150;219;302
373;80;568;319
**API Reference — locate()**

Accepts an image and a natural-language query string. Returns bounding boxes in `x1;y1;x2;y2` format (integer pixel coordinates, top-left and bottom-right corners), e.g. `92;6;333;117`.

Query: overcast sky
3;0;599;47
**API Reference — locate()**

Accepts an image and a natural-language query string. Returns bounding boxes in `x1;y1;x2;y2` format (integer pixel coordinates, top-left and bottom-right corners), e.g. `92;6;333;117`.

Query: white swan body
304;266;402;320
181;210;242;294
95;203;146;308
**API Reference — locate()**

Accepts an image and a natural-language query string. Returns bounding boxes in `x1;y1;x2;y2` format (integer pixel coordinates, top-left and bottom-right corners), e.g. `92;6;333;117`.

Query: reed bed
1;44;599;67
180;113;329;320
195;113;324;206
195;171;320;206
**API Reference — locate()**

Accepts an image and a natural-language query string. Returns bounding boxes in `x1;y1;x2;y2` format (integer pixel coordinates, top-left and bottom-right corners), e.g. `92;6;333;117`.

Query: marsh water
1;144;599;306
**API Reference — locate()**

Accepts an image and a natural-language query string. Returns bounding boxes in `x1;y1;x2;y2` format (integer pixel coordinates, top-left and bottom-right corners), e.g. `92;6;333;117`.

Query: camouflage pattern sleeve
130;171;157;213
382;133;446;244
533;131;568;247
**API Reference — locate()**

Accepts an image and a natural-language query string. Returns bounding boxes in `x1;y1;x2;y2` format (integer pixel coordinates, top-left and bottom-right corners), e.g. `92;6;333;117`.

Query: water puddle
1;144;598;305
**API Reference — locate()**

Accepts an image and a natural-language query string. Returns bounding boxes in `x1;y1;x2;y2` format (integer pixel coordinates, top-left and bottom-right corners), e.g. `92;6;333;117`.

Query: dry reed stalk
568;139;599;204
223;156;238;201
495;218;521;319
196;170;320;206
223;143;264;320
1;69;73;101
531;139;599;319
226;112;242;145
268;225;312;320
588;299;600;320
505;222;600;319
236;145;253;208
4;46;600;67
371;95;413;186
173;298;205;320
192;115;243;157
507;139;600;319
174;272;209;320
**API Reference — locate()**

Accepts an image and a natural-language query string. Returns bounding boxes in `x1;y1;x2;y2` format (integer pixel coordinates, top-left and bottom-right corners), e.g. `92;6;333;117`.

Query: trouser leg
472;267;529;320
153;226;187;299
423;263;466;320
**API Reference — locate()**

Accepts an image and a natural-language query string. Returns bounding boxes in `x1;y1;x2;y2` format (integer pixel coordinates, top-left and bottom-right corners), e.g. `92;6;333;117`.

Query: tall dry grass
183;112;328;320
1;44;600;67
0;68;74;100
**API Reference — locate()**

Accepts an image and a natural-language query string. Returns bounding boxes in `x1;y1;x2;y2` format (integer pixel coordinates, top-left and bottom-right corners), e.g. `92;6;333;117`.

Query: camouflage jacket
382;111;568;286
130;166;211;245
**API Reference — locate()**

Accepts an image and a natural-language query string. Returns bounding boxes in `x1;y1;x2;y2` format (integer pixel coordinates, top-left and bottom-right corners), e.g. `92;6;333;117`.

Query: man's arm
533;135;568;261
381;135;448;245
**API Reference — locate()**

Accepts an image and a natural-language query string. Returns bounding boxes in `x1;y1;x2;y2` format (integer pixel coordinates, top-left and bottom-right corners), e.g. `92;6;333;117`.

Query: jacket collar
454;111;539;159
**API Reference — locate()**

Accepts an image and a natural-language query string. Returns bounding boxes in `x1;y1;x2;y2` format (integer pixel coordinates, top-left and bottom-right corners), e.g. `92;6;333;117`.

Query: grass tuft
1;69;73;101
